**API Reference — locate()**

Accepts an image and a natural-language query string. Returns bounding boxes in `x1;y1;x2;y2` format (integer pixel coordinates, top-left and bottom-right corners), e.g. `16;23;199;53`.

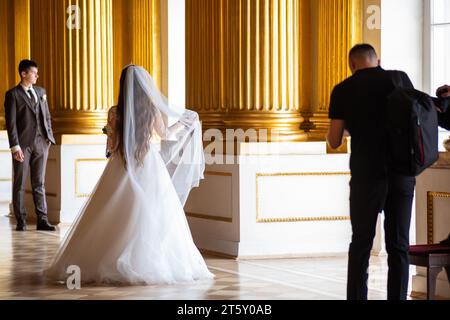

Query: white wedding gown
45;66;214;285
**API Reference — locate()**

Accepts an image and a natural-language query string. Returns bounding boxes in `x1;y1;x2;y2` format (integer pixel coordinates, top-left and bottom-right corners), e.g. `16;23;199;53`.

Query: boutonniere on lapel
41;94;47;102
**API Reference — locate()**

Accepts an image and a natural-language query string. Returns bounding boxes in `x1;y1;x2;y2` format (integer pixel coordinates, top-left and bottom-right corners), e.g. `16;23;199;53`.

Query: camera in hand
433;97;449;113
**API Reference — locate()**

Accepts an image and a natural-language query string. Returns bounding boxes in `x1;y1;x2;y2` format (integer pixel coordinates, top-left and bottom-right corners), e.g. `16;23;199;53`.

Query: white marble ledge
431;152;450;169
60;134;107;145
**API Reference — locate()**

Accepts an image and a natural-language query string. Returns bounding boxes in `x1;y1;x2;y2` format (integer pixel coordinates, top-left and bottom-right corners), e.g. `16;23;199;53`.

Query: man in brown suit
4;60;56;231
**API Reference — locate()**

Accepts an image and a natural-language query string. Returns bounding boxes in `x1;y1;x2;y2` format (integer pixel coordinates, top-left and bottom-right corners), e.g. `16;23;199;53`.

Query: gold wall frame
185;171;233;223
426;191;450;245
25;190;57;198
256;172;351;223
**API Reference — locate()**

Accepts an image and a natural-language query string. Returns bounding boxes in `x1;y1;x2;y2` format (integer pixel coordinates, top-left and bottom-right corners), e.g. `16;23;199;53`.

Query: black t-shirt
329;66;413;179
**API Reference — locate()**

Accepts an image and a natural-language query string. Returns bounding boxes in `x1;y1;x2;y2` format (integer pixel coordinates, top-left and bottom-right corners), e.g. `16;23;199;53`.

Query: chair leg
427;267;442;300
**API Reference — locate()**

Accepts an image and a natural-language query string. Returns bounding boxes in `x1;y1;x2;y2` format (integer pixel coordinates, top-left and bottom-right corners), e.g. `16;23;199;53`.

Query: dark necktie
27;89;36;104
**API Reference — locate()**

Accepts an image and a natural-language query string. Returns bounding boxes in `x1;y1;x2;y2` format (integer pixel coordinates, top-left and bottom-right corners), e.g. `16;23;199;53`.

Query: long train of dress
45;146;214;285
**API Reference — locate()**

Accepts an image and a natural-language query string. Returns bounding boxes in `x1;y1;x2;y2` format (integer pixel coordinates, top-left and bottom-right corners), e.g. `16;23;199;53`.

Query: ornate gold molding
186;212;232;223
200;111;308;142
256;172;351;223
426;191;450;245
51;111;109;136
205;171;233;177
25;190;57;198
199;249;238;260
74;158;108;198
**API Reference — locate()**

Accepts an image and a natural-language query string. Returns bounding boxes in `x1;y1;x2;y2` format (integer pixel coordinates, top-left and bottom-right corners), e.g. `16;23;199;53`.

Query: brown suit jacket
4;85;56;149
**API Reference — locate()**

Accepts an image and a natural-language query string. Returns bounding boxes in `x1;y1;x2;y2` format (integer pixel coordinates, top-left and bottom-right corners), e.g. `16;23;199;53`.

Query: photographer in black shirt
327;44;416;300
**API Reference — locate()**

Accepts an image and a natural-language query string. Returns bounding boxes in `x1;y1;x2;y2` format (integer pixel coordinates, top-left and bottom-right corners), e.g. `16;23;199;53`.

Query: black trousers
12;135;50;225
347;174;416;300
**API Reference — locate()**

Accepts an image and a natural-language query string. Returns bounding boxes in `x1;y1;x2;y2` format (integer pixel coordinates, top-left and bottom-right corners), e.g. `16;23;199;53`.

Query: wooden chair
409;240;450;300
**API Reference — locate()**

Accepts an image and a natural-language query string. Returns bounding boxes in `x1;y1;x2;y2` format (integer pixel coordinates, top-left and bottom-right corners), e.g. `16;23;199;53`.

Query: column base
52;111;108;136
199;111;309;142
309;112;330;137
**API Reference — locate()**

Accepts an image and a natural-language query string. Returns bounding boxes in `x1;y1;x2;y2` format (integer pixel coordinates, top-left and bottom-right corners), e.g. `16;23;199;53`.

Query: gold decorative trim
75;159;108;198
0;179;12;182
0;150;10;154
25;190;57;198
186;212;232;223
426;191;450;245
205;171;233;177
256;172;351;223
200;249;237;260
256;216;351;223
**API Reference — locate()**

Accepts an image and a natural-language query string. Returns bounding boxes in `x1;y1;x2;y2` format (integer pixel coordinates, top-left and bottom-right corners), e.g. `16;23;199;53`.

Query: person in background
327;44;416;300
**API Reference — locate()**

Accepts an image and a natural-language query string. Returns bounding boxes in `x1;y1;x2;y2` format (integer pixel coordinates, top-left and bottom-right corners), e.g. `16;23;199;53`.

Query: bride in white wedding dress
45;65;214;285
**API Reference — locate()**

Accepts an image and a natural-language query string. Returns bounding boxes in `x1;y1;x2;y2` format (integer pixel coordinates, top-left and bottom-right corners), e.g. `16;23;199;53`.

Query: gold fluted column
113;0;161;105
30;0;114;135
186;0;310;142
0;0;30;129
308;0;363;138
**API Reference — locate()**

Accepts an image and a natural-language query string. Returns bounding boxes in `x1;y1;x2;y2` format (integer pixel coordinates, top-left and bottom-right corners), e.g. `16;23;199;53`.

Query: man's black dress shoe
37;220;56;231
16;224;27;231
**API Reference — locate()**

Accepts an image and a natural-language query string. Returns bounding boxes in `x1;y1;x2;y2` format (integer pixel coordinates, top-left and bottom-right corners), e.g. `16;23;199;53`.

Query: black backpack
386;71;439;176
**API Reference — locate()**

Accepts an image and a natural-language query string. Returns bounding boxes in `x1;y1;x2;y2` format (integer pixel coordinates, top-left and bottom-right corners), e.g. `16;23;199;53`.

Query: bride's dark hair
116;66;156;168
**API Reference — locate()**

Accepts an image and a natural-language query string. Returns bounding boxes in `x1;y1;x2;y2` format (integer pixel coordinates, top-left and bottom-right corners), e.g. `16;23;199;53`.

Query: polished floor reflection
0;215;434;300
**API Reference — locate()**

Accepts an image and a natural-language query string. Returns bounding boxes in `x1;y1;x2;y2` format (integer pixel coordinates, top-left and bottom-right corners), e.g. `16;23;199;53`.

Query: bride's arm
153;110;168;140
106;107;118;157
153;110;198;141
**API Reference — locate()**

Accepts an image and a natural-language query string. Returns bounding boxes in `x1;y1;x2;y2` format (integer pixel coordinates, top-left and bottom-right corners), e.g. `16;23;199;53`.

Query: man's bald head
348;44;379;74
